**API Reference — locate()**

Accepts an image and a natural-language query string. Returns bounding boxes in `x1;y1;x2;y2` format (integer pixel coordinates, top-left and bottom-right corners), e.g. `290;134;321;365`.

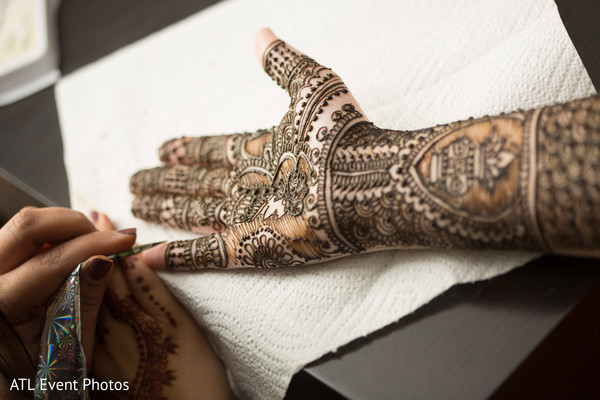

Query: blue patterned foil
34;263;87;400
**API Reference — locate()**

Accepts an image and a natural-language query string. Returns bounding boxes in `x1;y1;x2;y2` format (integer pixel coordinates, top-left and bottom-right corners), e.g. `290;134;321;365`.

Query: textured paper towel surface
56;0;595;398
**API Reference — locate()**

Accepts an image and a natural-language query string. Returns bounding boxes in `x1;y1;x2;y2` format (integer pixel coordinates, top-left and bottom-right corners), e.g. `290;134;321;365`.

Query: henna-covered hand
132;28;600;271
132;28;369;270
92;214;229;399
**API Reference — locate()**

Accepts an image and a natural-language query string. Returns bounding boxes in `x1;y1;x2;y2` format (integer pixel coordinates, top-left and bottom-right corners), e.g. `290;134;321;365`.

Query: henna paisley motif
238;227;303;268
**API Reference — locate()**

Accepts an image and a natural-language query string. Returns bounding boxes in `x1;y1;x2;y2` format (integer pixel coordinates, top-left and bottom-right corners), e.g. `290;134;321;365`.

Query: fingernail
90;211;99;223
116;227;137;235
88;257;113;280
37;243;55;254
141;242;168;270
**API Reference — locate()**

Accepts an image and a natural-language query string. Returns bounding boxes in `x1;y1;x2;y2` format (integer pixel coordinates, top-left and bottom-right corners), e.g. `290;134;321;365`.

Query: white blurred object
0;0;60;105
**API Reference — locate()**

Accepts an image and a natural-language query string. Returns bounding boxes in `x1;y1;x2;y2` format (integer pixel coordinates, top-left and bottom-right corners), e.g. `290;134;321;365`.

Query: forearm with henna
320;96;600;256
131;33;600;271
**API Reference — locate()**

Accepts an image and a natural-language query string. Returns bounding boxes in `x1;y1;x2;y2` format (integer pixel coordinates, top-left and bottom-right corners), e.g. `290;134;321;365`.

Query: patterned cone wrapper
34;263;87;400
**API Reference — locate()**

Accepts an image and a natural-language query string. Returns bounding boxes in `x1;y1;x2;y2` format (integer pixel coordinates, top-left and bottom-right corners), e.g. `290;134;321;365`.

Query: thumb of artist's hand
79;256;114;373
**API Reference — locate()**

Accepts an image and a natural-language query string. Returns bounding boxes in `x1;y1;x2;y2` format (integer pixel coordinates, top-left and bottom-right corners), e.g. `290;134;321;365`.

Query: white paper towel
55;0;596;398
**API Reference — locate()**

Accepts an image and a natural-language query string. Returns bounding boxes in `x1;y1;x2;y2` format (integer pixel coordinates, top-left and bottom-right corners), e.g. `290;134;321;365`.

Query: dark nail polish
90;211;99;223
88;257;113;280
116;227;137;235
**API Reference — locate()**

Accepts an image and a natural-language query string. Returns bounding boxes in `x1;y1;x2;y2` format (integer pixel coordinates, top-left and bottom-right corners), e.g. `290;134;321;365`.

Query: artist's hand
0;207;135;390
130;27;373;270
91;213;230;399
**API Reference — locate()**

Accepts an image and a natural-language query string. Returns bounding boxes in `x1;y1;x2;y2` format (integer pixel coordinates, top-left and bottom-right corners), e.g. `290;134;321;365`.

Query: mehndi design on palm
131;28;600;270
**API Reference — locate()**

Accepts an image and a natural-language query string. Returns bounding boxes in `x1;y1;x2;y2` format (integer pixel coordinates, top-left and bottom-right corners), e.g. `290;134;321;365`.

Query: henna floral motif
273;169;309;216
130;36;600;269
238;227;303;268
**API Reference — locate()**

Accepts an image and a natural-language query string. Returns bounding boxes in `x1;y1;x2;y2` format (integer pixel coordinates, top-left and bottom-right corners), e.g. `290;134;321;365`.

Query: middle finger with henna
130;165;233;198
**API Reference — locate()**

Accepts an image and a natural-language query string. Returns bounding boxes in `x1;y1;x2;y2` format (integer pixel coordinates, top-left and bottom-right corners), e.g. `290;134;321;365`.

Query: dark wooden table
1;1;599;398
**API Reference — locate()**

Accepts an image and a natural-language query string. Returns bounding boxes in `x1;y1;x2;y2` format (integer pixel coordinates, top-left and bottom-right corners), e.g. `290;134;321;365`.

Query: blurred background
0;0;220;223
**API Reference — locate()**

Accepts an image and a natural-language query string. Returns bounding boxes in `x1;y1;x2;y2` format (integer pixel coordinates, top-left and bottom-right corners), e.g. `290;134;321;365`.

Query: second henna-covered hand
131;28;600;270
